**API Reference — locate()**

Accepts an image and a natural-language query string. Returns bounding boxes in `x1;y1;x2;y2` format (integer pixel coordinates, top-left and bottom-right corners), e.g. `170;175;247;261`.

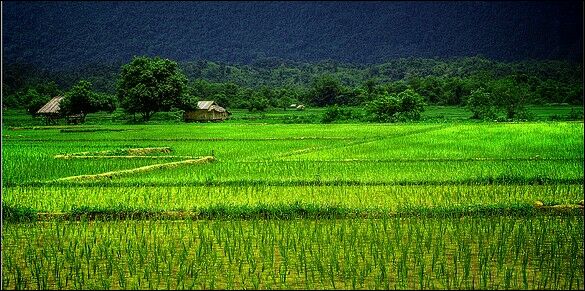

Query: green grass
2;121;583;217
2;122;582;187
2;216;583;290
3;184;583;222
2;104;583;128
1;108;583;290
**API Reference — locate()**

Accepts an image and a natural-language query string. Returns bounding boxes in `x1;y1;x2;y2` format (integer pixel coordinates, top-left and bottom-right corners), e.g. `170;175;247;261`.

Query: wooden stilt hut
36;96;64;125
183;101;230;122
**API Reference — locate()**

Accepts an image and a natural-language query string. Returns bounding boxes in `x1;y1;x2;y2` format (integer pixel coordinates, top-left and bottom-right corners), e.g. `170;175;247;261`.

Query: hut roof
197;100;227;113
197;101;216;110
209;105;226;113
36;96;64;114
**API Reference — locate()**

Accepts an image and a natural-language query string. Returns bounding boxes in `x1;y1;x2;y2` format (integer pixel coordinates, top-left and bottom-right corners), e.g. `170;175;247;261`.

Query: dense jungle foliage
3;56;582;117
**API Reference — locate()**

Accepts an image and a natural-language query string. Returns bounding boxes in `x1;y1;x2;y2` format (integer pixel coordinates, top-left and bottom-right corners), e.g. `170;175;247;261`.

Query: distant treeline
2;56;583;112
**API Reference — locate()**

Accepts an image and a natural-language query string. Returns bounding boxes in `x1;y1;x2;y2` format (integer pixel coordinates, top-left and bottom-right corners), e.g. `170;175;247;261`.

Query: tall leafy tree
117;56;187;121
441;78;469;106
366;89;425;122
275;87;298;110
489;77;532;119
92;92;118;113
310;75;344;106
35;81;62;99
60;80;96;117
467;88;497;120
366;92;401;122
11;81;62;112
397;89;426;120
363;79;379;97
60;80;116;119
23;88;51;116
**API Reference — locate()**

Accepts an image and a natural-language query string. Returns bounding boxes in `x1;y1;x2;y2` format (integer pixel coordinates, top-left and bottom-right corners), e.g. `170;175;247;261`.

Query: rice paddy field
2;120;584;290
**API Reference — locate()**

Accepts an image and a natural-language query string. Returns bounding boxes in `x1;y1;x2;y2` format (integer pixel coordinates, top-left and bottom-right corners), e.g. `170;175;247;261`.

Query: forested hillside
3;1;582;70
3;56;582;117
3;2;582;119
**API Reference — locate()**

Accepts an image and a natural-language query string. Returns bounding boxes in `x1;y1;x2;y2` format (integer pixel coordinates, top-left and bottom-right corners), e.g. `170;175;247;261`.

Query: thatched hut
35;96;86;124
36;96;64;124
183;101;230;122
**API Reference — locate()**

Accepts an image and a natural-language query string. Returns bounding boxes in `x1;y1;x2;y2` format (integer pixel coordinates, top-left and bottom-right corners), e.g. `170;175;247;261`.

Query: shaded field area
2;121;583;289
3;184;584;221
2;217;583;290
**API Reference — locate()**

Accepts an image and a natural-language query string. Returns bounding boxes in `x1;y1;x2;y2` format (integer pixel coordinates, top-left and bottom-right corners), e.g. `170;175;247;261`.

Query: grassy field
2;104;583;127
1;109;584;289
3;217;582;290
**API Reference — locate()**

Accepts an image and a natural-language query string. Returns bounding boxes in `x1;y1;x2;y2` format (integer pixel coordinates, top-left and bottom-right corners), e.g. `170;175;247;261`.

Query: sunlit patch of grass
2;121;583;290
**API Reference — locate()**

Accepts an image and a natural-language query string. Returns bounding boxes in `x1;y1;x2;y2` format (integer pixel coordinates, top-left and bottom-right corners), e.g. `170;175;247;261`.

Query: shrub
245;92;269;112
566;108;584;120
322;105;352;123
23;88;51;116
467;88;497;120
366;89;425;122
513;108;535;121
397;89;426;120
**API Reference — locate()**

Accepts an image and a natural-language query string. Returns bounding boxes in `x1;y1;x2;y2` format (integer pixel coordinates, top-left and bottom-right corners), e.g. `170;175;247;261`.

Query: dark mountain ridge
3;1;582;71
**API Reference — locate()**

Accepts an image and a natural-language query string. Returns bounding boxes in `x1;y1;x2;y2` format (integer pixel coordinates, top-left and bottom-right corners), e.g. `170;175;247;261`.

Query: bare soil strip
54;155;198;159
125;147;172;155
55;147;173;158
273;157;584;162
7;137;354;142
53;156;215;181
33;204;584;221
60;128;134;133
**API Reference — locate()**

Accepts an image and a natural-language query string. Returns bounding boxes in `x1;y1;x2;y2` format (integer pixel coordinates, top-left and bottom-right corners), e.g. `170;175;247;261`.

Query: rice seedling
5;216;581;290
2;121;582;290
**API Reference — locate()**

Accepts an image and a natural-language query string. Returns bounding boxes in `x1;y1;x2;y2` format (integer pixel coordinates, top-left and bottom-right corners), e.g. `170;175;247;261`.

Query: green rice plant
2;120;583;290
4;122;582;185
3;184;582;221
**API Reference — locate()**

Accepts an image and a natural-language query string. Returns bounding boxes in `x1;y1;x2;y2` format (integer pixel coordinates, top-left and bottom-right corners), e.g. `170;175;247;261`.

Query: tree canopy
116;56;187;121
59;80;117;121
3;56;582;122
366;89;426;122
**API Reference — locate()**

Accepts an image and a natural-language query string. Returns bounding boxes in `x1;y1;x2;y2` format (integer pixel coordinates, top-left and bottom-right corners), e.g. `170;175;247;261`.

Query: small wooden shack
36;96;86;124
183;101;230;122
36;96;64;124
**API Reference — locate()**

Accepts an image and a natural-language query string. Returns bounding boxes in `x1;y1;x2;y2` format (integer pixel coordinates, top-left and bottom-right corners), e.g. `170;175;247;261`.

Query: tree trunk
142;111;153;121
